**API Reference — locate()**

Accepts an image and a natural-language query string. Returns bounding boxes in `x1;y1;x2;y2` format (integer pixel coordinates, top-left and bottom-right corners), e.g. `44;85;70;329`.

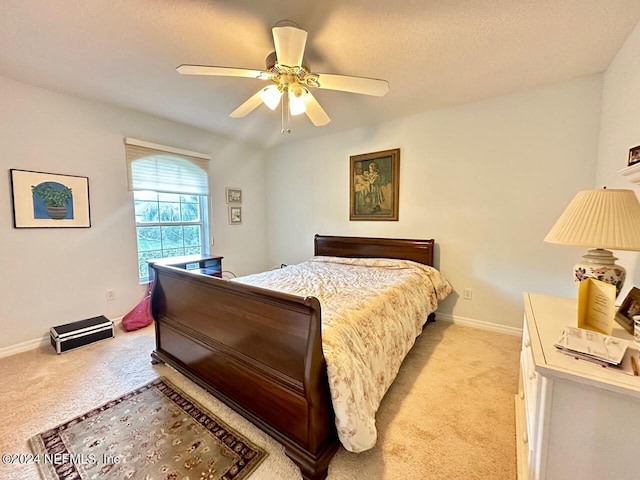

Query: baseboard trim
0;335;49;358
0;317;123;359
1;314;519;358
436;312;522;336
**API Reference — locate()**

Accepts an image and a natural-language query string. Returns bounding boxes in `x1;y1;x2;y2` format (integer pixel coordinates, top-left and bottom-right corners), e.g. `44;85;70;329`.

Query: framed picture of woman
349;148;400;221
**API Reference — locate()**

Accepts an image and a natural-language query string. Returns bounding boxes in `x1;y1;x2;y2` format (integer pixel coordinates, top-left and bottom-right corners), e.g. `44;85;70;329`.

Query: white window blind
125;138;210;195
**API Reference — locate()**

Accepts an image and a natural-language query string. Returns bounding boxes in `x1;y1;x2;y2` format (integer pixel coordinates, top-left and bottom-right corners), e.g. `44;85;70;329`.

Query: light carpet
0;319;520;480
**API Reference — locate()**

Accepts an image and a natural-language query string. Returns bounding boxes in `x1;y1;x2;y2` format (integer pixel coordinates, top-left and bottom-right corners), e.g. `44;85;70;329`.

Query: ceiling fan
177;20;389;133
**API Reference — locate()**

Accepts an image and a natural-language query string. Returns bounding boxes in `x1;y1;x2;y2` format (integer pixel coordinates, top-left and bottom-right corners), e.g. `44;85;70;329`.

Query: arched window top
125;138;209;195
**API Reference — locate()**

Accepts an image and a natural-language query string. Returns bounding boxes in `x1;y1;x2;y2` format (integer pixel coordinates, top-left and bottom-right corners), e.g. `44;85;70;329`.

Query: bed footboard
149;264;339;480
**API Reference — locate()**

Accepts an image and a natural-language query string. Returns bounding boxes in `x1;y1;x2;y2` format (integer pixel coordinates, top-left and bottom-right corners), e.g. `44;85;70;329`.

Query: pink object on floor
122;283;153;331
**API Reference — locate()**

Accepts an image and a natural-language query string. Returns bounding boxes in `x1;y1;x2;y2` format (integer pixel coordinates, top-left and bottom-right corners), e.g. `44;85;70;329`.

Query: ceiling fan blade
229;90;264;118
303;93;330;126
315;73;389;97
177;64;264;78
272;26;307;67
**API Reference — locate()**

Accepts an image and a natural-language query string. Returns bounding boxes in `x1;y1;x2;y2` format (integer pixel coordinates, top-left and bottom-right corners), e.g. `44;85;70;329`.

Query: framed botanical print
226;188;242;204
10;169;91;228
349;148;400;221
228;206;242;225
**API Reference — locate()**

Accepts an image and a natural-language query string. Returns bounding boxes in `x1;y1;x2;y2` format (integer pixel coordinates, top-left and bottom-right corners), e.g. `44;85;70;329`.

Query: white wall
0;75;268;350
265;75;603;330
0;60;619;349
596;19;640;300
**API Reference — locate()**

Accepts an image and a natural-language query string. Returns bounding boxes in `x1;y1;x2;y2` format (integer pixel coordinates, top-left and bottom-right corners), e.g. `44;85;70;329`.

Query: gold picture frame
349;148;400;221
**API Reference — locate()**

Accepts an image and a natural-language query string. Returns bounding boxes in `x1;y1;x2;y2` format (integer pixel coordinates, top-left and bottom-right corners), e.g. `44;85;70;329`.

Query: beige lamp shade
544;189;640;251
545;188;640;297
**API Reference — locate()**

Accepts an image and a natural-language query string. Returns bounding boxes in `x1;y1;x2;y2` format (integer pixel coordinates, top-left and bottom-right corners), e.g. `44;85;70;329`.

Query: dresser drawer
515;379;530;480
520;319;539;448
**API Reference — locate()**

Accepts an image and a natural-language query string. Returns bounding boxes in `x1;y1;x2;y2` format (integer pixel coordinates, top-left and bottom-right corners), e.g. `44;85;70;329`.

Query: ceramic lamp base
574;248;626;297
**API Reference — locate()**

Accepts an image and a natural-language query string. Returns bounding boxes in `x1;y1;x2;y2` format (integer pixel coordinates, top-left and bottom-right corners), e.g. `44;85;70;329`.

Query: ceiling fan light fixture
177;19;389;131
289;96;306;116
288;84;307;115
259;85;282;110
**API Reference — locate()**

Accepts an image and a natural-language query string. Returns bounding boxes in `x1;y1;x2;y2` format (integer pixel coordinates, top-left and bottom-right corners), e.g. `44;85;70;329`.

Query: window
133;191;208;282
125;138;210;283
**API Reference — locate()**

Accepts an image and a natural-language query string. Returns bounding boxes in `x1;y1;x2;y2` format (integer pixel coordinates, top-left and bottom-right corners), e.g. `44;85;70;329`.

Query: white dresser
516;293;640;480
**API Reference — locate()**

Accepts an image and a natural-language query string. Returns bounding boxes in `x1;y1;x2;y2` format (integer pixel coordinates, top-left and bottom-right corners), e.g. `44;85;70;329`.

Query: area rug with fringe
29;377;267;480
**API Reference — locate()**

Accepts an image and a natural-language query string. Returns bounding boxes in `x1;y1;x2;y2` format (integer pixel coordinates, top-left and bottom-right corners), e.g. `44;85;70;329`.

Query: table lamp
544;188;640;297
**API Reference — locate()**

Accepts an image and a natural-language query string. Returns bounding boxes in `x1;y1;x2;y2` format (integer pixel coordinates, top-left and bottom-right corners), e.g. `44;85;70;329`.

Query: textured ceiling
2;0;640;148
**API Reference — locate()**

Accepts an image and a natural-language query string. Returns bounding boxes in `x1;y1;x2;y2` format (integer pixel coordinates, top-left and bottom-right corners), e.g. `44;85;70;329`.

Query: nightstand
148;254;223;278
516;293;640;480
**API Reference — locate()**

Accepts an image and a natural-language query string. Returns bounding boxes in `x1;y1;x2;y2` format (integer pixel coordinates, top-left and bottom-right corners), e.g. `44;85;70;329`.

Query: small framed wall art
10;169;91;228
228;206;242;225
226;188;242;204
628;145;640;167
349;148;400;221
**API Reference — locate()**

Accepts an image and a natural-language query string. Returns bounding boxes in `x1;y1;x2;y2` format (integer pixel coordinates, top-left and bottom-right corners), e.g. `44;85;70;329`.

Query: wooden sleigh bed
149;235;439;480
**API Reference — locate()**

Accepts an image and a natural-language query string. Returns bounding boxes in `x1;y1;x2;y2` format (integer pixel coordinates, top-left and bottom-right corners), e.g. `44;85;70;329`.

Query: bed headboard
314;234;435;266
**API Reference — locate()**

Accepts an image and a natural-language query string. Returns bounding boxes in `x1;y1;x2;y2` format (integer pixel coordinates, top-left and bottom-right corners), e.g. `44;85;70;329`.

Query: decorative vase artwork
10;169;91;228
31;182;74;220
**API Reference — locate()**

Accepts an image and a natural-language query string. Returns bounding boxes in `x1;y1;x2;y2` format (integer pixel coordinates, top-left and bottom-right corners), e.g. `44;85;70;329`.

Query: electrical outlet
106;289;116;301
463;288;473;300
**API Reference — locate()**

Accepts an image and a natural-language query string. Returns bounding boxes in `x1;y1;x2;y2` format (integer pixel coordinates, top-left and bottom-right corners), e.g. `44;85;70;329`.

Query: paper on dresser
555;326;628;365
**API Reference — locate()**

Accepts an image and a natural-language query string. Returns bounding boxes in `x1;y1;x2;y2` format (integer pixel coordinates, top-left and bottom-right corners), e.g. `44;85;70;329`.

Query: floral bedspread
232;256;452;452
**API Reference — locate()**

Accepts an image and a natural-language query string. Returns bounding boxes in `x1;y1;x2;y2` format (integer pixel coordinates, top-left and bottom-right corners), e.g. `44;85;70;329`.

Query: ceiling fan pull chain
281;92;291;134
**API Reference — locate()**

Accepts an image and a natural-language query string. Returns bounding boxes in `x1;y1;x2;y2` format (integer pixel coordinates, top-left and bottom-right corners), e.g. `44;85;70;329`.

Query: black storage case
50;315;115;354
